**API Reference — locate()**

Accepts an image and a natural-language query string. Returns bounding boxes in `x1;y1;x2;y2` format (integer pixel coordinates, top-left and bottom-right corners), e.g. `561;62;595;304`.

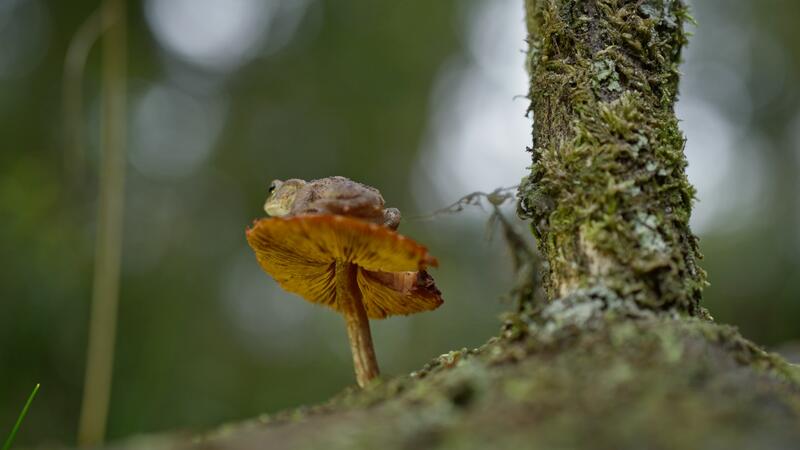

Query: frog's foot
383;208;401;230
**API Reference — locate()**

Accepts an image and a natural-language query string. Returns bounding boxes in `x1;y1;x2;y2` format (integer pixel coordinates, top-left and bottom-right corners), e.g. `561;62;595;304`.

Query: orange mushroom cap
246;214;443;319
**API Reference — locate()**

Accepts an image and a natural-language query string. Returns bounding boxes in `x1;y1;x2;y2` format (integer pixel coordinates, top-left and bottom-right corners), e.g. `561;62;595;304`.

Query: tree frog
263;176;402;230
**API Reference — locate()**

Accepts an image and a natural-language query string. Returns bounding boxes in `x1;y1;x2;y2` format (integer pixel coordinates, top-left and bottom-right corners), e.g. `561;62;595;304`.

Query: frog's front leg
383;208;401;230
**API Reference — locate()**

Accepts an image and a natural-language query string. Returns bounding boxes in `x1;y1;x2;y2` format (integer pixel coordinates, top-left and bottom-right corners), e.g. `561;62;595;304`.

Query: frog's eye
268;181;279;194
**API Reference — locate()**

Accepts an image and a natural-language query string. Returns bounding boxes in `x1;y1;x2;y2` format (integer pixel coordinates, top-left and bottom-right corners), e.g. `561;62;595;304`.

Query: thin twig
412;185;543;310
77;0;126;446
62;7;108;185
410;185;519;221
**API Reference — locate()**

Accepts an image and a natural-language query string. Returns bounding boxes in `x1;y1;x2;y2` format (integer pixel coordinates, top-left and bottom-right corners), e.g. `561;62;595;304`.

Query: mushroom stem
335;261;380;387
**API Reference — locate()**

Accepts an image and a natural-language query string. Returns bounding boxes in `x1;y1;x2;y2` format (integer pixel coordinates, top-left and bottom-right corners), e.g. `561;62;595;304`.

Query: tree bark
518;0;705;315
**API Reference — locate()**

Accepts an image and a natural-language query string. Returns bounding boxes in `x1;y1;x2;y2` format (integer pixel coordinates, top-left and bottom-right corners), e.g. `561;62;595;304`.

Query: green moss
518;0;706;314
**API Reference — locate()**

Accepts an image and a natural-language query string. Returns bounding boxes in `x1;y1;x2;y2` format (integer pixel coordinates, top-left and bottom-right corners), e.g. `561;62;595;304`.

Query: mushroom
246;214;442;387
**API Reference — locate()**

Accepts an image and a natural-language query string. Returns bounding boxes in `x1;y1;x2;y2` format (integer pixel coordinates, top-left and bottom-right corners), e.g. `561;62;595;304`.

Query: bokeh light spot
130;83;226;179
414;0;531;210
145;0;275;72
0;0;49;79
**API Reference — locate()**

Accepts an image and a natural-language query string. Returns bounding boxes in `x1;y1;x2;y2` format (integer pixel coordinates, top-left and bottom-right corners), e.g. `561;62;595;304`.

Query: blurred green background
0;0;798;446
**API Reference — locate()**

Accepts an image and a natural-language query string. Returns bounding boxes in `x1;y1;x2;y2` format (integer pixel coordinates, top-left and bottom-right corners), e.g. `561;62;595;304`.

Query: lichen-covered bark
518;0;706;315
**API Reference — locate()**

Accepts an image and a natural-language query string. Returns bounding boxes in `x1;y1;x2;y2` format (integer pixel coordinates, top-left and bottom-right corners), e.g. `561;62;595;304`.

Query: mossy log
102;315;800;450
83;1;800;449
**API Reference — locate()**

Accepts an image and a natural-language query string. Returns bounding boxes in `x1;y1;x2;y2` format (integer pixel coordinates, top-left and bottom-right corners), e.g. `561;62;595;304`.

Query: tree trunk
518;0;706;316
99;2;800;449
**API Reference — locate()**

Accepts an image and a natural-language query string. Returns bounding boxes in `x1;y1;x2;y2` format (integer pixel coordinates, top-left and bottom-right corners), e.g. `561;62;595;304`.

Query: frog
263;176;402;230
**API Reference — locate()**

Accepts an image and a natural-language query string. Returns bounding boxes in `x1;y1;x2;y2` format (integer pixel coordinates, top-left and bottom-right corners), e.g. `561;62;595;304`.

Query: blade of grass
2;384;40;450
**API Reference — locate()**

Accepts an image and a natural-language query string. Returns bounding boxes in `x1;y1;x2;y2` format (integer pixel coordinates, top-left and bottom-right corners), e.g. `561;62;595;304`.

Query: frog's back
291;176;385;222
